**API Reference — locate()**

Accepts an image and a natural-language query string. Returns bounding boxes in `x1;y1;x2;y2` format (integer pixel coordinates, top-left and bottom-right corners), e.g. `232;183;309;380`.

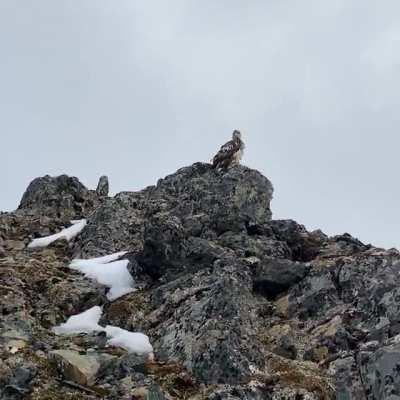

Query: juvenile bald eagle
212;130;245;170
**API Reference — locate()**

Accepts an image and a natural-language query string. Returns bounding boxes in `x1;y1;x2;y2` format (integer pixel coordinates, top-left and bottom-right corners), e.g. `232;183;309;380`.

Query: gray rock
18;174;100;221
149;261;265;384
138;213;186;279
337;252;400;340
288;268;341;319
49;350;116;386
80;163;271;252
112;353;149;378
96;175;109;197
77;163;274;275
154;163;273;234
218;231;291;260
273;335;298;360
76;193;146;257
252;219;327;262
0;211;62;244
147;385;168;400
0;322;33;346
45;275;107;319
127;385;168;400
139;233;230;281
0;363;37;400
320;233;370;259
252;258;310;299
330;357;366;400
359;342;400;400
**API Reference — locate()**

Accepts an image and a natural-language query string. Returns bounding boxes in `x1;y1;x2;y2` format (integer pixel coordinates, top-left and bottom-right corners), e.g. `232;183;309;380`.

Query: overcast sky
1;1;399;249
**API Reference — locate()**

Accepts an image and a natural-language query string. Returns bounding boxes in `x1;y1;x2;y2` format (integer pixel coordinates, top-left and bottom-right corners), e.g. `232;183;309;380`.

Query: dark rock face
359;341;400;400
76;163;274;272
76;193;147;258
252;258;310;299
154;163;273;233
2;163;400;399
331;356;366;400
337;251;400;340
18;174;101;221
218;230;291;260
0;362;37;399
139;164;273;280
268;220;327;262
149;261;265;384
96;175;109;197
288;267;341;319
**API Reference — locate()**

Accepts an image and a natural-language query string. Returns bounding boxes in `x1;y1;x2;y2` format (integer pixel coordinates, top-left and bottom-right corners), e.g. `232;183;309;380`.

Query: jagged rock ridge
0;163;399;399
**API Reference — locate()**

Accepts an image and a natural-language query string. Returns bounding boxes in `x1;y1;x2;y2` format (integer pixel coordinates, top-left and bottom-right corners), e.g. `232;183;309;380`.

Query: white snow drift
53;306;104;335
70;251;134;301
28;219;87;249
53;306;153;355
77;251;128;265
105;326;153;355
52;248;152;354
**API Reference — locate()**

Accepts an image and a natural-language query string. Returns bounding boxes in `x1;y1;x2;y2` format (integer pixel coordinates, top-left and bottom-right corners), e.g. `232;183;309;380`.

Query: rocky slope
1;163;399;399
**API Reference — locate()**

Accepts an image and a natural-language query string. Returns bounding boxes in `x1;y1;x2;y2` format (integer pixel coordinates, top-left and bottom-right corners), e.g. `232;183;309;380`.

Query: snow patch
70;252;134;301
53;307;153;355
53;306;103;335
53;251;152;355
105;326;154;355
81;251;128;264
28;219;87;249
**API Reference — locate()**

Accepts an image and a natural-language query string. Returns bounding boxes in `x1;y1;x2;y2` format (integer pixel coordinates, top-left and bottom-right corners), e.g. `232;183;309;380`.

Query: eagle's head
232;130;242;140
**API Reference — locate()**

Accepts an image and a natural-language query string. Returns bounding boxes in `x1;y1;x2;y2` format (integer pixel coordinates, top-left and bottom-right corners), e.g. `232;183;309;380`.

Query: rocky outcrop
0;163;398;399
358;339;400;399
149;260;264;384
96;175;109;197
76;193;147;258
18;175;102;221
76;163;273;259
49;349;116;386
252;258;310;299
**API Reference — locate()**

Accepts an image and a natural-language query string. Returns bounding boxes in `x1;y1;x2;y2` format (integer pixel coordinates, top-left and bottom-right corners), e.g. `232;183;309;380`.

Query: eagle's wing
212;139;241;167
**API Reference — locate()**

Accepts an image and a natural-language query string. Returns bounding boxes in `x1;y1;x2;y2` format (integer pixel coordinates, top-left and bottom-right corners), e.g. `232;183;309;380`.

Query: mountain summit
1;163;398;399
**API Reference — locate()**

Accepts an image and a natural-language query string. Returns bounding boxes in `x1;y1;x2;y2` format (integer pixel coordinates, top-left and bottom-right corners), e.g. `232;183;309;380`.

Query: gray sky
1;1;400;249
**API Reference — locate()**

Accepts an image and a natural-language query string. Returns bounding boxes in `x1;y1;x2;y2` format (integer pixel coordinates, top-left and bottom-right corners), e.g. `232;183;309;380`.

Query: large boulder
49;350;116;386
76;163;274;274
96;175;109;197
359;341;400;400
288;267;342;320
336;249;400;340
153;163;274;234
75;192;147;258
217;231;292;260
0;362;37;399
252;258;310;299
330;356;366;400
18;175;101;221
148;260;265;384
267;220;327;262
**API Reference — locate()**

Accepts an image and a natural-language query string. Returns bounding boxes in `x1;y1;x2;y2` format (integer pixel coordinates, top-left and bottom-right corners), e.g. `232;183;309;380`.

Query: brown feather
212;139;241;169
